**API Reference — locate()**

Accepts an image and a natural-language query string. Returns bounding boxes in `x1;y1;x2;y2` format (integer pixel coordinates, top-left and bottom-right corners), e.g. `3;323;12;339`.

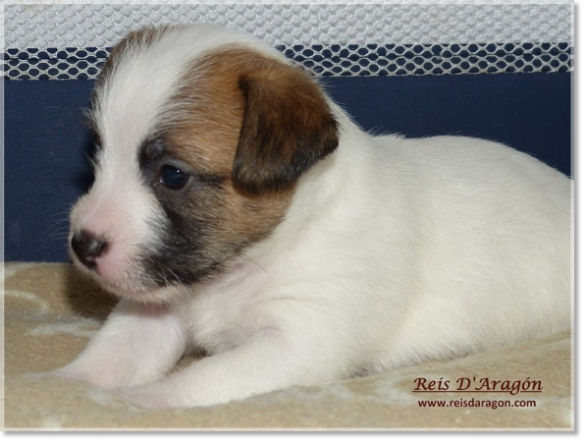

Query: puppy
57;24;572;408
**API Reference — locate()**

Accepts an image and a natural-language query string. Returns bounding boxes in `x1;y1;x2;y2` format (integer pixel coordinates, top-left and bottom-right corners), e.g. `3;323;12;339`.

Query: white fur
59;25;572;408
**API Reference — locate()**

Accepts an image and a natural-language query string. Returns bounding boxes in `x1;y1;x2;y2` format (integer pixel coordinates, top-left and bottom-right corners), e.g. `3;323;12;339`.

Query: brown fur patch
156;46;339;248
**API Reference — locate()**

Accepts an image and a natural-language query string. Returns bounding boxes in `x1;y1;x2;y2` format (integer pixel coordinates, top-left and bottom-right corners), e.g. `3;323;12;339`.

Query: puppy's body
58;25;571;408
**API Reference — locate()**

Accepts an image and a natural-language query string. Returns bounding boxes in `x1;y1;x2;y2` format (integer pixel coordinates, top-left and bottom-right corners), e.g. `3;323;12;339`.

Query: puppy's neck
241;108;374;261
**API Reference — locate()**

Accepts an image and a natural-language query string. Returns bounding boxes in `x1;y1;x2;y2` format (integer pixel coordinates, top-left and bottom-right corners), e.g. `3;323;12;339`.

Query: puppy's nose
71;230;109;271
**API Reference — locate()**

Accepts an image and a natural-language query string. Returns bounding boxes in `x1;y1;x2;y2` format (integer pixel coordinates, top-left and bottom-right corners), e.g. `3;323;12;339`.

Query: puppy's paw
116;384;175;409
46;363;128;390
20;367;97;387
47;364;93;383
21;371;54;382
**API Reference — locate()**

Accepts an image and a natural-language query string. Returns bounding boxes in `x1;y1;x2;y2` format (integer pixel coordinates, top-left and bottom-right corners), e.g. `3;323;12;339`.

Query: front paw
45;365;91;383
116;384;175;409
48;363;138;390
21;371;54;382
47;364;109;387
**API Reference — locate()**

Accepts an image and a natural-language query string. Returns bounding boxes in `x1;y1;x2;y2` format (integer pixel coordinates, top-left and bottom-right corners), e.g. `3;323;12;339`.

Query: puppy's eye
159;165;190;190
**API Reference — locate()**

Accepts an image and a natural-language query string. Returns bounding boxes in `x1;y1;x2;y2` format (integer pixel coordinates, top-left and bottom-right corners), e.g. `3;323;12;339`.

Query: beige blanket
2;262;573;430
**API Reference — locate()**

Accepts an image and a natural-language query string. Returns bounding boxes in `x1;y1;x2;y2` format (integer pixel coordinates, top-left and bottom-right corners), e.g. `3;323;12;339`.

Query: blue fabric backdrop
4;72;571;262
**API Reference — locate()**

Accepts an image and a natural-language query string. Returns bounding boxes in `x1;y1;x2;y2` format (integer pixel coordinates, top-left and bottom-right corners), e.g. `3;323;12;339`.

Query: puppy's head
69;25;338;302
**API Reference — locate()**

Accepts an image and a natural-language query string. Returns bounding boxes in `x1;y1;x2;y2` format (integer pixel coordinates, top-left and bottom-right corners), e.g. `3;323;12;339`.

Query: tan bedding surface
2;262;573;430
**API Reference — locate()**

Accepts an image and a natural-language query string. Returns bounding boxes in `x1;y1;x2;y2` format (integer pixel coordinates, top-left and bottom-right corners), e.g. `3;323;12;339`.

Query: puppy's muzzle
71;230;109;271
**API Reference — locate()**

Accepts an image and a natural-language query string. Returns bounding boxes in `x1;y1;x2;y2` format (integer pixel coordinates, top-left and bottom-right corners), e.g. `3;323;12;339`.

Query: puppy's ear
232;64;339;195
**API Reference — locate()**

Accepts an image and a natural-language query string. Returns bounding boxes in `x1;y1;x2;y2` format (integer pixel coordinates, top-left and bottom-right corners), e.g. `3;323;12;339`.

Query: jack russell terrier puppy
57;24;572;408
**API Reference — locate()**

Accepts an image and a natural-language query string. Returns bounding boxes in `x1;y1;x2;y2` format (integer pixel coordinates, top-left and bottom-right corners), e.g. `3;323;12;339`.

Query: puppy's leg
119;330;336;408
53;299;187;388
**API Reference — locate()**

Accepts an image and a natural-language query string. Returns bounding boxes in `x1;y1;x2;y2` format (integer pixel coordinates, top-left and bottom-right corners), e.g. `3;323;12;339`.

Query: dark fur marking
137;135;234;286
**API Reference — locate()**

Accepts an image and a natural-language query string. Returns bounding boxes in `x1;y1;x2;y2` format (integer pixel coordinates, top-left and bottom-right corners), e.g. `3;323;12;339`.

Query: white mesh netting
2;3;574;79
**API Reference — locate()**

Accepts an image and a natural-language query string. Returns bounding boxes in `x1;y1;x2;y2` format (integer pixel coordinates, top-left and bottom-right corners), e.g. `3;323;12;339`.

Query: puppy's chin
70;253;192;305
77;266;188;305
108;283;188;305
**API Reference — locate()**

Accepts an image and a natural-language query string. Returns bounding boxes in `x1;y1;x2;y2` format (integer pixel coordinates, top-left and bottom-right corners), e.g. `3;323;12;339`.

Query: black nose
71;230;109;270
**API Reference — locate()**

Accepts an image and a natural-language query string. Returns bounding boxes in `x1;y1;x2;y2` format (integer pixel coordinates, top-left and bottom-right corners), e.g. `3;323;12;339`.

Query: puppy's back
363;134;570;367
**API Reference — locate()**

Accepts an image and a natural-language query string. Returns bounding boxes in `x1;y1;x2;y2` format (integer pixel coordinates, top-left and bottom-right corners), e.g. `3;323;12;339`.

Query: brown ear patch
233;57;339;194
